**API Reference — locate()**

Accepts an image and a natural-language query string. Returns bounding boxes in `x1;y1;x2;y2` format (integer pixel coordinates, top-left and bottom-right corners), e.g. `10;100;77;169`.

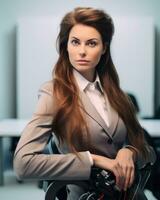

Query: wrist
91;154;111;168
124;146;138;161
91;154;104;167
91;154;98;166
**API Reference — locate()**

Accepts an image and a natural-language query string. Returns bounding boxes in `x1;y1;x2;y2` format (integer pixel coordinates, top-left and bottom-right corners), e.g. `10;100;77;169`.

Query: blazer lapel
79;91;111;135
103;92;119;136
79;91;119;137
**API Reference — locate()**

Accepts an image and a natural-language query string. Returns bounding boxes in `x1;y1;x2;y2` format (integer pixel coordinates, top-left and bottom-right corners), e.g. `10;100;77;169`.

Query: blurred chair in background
155;106;160;119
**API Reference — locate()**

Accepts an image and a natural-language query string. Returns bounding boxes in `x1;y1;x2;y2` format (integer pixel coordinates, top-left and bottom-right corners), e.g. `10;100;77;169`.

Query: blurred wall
0;0;160;119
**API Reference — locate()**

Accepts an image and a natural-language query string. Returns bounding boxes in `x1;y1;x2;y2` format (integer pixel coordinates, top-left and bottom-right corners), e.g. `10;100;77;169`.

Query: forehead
69;24;102;40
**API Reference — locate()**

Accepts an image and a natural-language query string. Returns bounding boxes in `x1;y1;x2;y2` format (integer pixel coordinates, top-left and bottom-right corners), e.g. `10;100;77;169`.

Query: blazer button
107;138;113;144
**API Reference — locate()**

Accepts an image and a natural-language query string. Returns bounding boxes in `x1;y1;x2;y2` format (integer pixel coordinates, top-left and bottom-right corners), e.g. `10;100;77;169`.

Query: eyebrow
71;36;99;41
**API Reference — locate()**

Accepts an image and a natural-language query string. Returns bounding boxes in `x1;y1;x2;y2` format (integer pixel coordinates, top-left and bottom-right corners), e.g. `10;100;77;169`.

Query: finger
114;165;124;190
128;166;135;187
112;166;120;188
124;167;130;191
119;165;126;189
113;169;121;188
124;165;134;191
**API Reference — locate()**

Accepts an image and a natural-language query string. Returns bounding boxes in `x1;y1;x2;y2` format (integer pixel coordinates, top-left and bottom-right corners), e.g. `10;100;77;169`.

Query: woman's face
67;24;106;77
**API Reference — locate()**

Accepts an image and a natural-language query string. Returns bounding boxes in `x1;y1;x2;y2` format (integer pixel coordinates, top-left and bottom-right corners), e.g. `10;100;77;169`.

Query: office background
0;0;160;120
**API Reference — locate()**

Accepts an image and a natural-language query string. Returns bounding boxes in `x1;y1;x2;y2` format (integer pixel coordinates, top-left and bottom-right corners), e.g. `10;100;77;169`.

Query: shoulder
35;80;56;115
38;80;53;97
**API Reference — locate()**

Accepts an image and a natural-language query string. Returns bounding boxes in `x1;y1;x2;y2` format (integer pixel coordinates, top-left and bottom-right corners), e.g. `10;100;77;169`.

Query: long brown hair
52;7;148;157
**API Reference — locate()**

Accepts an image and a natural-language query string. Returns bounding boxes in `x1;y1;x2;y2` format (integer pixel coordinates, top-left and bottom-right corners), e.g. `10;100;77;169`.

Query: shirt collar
73;69;104;93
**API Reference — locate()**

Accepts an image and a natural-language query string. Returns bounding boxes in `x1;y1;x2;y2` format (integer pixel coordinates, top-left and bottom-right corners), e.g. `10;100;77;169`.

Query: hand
91;154;126;190
116;148;135;191
102;158;126;190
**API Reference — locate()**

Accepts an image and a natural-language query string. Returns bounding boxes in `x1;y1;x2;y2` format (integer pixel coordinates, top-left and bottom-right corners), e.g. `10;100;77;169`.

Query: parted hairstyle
52;7;148;157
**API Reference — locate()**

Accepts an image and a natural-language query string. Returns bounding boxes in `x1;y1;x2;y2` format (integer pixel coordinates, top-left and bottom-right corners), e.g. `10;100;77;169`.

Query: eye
71;39;79;46
87;41;97;47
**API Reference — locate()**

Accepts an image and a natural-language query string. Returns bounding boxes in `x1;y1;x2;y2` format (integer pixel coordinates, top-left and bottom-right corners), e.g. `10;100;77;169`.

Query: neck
79;69;96;82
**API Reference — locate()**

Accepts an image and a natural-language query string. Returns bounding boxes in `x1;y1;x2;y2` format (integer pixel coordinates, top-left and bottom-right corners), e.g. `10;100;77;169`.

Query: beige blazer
13;81;155;199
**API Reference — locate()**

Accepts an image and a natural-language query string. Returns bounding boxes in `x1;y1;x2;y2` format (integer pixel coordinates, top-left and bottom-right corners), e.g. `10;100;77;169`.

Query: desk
0;118;160;186
0;119;29;186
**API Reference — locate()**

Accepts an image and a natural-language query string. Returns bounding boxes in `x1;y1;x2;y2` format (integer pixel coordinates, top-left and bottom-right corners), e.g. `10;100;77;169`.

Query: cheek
92;50;103;63
68;46;75;60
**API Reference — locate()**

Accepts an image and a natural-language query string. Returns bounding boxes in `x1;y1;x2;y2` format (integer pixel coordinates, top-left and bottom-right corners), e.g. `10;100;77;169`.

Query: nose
79;44;86;57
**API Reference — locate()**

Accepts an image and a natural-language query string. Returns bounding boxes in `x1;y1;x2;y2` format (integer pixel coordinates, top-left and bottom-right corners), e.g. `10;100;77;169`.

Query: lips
76;60;90;63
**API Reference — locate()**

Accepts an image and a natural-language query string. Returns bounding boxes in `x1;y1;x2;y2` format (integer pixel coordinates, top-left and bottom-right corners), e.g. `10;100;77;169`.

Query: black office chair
44;137;155;200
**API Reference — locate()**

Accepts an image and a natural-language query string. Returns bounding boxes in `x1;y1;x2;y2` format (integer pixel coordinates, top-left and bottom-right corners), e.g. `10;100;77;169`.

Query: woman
14;7;155;199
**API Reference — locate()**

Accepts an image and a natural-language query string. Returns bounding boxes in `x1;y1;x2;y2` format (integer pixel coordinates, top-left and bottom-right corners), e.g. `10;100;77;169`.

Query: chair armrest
45;180;88;200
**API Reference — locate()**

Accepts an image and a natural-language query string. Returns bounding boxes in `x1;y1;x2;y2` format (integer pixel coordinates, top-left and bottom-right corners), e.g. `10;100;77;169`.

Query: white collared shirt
73;69;110;127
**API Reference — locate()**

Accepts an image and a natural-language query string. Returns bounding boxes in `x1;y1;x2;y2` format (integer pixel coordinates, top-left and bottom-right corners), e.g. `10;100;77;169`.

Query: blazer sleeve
13;81;92;181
